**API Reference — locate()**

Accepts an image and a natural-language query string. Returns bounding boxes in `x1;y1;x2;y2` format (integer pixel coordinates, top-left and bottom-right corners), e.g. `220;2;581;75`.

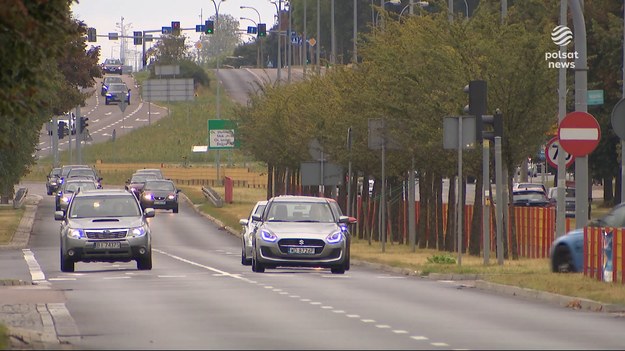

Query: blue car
550;203;625;273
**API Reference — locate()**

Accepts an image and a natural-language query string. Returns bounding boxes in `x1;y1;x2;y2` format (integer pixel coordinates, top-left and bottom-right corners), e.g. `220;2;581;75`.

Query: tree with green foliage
0;0;101;203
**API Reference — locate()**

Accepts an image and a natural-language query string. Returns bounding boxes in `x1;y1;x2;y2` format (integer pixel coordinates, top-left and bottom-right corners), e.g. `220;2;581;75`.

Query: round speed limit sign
545;136;575;169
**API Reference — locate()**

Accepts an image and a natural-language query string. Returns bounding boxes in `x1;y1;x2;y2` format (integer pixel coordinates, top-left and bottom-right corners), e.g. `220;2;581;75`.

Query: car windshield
108;84;127;93
68;169;96;178
105;59;121;65
130;174;157;183
69;196;141;218
266;202;334;223
104;77;123;85
144;181;175;191
513;191;547;202
64;182;97;193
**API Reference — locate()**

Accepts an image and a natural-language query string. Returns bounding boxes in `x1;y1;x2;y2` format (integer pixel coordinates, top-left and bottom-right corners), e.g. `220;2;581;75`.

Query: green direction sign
587;90;604;106
208;119;239;150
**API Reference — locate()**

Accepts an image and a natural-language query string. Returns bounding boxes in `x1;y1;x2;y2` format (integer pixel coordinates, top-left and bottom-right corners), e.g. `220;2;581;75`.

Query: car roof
74;189;131;197
270;195;329;204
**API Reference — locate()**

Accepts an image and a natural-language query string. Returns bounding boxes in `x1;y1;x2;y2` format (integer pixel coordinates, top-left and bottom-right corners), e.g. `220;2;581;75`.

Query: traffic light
172;21;181;36
205;20;214;34
79;117;89;134
464;80;502;141
133;31;142;45
464;80;487;142
58;121;67;139
87;27;97;42
257;23;267;37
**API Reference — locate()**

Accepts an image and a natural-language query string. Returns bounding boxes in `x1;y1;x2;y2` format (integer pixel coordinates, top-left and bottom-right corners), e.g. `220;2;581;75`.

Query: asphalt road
36;74;169;161
2;181;624;350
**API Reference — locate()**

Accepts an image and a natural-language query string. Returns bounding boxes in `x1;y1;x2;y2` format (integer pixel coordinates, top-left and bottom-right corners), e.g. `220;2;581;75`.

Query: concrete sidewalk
0;195;77;350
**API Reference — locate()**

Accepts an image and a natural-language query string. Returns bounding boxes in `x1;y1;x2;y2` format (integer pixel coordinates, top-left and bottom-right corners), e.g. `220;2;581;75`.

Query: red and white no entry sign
557;111;601;157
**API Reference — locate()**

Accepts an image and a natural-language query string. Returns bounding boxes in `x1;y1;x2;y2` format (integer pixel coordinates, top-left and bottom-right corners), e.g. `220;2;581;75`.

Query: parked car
239;200;268;266
46;167;62;195
101;58;123;75
139;179;180;213
250;195;351;274
101;76;124;96
547;186;576;218
550;202;625;273
513;182;547;195
125;173;159;199
134;168;165;179
512;189;549;207
54;188;155;272
104;83;130;105
55;178;99;212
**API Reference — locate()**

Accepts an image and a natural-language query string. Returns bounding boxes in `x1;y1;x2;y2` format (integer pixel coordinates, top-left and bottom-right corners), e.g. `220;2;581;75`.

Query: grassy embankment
14;69;625;306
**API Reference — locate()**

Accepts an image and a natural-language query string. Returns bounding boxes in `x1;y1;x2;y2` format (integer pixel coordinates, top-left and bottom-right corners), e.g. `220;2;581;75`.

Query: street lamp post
240;17;261;68
399;1;429;19
270;0;283;84
240;6;263;68
210;0;226;120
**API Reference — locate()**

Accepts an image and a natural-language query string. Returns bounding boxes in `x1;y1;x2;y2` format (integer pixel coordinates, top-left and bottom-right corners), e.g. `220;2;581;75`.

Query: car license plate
288;247;315;254
94;241;121;249
154;200;166;205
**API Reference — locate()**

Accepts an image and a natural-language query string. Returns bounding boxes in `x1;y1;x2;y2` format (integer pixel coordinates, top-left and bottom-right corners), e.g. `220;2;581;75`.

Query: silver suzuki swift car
250;195;351;274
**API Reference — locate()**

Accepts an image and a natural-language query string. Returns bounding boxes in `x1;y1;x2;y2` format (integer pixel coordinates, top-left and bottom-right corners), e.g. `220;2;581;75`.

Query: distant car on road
139;179;180;213
239;200;268;266
102;58;123;75
55;188;155;272
125;173;159;199
46;167;62;195
101;76;124;96
104;83;130;105
55;178;99;212
547;186;576;218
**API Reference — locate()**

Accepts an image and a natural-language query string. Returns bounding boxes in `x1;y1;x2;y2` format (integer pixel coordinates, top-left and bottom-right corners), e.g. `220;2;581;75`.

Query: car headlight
326;231;344;244
68;228;85;239
106;93;112;97
143;193;153;200
167;194;175;200
260;229;277;243
61;196;71;204
50;182;57;186
129;226;147;237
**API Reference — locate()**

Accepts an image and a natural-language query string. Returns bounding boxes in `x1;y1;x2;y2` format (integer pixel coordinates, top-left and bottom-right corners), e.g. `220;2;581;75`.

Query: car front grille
278;238;325;254
154;196;166;201
85;229;128;239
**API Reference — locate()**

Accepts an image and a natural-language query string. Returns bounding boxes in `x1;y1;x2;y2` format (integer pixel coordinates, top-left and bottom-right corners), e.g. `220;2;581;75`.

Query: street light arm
240;5;262;23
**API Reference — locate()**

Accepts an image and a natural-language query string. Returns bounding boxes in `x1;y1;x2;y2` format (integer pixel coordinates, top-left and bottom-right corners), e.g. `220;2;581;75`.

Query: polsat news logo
545;25;578;69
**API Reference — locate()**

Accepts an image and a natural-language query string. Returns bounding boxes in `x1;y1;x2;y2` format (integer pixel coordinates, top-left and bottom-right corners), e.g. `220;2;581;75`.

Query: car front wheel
60;250;75;273
137;254;152;270
552;245;575;273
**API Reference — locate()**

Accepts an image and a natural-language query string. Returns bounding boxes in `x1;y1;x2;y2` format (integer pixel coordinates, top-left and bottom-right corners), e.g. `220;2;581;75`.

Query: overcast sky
71;0;281;64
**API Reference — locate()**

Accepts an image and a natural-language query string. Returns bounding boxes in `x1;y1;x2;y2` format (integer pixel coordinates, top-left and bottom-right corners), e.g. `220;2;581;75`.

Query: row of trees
0;0;101;202
232;0;624;258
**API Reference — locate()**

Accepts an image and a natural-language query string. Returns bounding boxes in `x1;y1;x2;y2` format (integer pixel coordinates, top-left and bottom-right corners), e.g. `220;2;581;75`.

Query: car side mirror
144;208;155;218
54;211;65;220
252;214;262;222
239;219;249;226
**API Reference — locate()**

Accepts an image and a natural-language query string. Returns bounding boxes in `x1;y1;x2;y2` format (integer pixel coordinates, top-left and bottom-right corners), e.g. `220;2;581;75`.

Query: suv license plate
95;241;121;249
288;247;315;254
154;200;166;205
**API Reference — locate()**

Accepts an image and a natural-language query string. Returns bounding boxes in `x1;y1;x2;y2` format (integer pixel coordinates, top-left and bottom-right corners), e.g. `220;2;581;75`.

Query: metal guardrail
13;187;28;209
201;186;223;208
